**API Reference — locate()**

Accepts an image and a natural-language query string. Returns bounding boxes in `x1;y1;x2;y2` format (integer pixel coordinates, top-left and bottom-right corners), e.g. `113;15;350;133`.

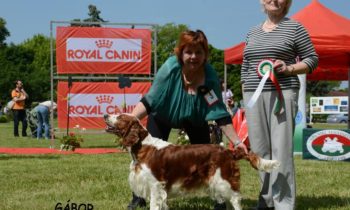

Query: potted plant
60;125;85;151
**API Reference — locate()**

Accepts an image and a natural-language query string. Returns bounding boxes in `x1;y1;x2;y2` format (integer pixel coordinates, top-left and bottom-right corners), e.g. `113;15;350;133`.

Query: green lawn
0;121;349;210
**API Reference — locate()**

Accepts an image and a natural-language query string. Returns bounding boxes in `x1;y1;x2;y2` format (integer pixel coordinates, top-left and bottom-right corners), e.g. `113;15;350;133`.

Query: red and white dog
104;113;279;210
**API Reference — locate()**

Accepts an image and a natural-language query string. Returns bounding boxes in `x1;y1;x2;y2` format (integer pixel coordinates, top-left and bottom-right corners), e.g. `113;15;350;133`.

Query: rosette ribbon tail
247;70;270;109
269;69;285;115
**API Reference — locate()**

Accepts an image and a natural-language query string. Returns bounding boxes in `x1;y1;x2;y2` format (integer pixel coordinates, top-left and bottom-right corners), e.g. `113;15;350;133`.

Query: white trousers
243;89;298;210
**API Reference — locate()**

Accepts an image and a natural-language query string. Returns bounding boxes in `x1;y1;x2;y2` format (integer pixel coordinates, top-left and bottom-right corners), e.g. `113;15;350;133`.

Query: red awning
224;0;350;81
224;42;244;65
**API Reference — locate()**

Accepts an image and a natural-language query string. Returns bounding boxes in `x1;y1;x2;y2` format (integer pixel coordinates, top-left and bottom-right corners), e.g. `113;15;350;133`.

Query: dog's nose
103;114;109;120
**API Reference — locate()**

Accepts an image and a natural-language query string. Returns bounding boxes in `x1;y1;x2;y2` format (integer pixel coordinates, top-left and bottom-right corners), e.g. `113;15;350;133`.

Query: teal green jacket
143;56;230;128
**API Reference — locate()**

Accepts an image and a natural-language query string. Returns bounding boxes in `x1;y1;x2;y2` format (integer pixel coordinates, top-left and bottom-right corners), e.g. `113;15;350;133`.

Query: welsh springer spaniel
104;113;279;210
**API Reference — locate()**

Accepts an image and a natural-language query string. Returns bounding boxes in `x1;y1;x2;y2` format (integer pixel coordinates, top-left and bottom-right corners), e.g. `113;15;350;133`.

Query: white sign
66;38;142;62
310;96;348;114
68;93;142;117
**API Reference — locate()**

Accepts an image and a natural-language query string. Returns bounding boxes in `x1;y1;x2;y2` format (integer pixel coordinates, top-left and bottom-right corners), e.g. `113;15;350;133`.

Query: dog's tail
231;148;280;172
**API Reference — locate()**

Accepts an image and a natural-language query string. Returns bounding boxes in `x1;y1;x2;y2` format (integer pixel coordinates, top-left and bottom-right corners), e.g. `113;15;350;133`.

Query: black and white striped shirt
241;18;318;92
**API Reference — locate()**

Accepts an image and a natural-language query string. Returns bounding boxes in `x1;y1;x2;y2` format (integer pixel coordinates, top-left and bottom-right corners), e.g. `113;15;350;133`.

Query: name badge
204;90;219;106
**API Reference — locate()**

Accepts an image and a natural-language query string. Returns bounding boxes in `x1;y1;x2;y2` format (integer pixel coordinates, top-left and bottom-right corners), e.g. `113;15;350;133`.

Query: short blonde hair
260;0;293;16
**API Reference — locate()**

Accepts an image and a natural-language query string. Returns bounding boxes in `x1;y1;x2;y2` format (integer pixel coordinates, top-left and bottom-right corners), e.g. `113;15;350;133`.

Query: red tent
224;0;350;81
224;42;245;66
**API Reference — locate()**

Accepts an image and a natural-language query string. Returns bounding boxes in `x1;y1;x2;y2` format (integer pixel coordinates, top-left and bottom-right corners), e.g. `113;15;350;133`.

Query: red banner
57;82;151;129
56;27;151;74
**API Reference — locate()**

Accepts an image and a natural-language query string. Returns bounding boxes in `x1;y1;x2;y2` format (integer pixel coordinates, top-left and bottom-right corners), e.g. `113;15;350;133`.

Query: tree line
0;5;340;109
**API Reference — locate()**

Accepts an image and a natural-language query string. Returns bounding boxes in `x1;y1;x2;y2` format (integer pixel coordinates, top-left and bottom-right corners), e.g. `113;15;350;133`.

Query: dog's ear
120;116;148;147
134;120;148;141
139;128;148;141
122;130;140;147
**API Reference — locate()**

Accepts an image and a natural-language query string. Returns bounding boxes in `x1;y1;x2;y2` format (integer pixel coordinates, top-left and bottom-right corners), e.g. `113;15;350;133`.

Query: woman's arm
131;102;148;120
285;62;310;75
12;90;25;102
21;89;29;99
275;23;318;76
220;124;248;154
275;60;311;76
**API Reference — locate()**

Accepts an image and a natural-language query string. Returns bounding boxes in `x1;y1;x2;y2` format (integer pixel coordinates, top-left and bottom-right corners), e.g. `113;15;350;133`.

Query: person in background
241;0;318;209
229;99;239;117
35;101;57;140
129;30;248;210
221;80;234;104
11;80;29;137
221;80;235;116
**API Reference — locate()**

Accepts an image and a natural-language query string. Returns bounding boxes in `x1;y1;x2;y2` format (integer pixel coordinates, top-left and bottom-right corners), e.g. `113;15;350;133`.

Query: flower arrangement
60;125;85;151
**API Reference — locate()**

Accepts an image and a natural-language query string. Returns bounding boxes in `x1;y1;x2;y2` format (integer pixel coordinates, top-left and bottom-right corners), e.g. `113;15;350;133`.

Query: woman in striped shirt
241;0;318;210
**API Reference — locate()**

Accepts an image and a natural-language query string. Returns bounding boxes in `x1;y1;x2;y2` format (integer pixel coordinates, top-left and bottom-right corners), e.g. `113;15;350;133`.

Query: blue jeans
36;105;50;139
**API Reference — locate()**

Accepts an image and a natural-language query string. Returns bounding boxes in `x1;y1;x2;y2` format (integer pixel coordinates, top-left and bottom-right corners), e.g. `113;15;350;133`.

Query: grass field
0;120;349;210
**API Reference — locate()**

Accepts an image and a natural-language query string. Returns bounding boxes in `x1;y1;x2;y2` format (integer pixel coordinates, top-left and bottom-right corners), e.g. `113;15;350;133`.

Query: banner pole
123;88;126;113
50;21;55;149
67;76;72;136
224;64;227;106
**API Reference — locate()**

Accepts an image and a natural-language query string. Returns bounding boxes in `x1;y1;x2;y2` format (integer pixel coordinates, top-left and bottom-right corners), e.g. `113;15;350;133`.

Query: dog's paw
258;159;280;172
270;160;280;169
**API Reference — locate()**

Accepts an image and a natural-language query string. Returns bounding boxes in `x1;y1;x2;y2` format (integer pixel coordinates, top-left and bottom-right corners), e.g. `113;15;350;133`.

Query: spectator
35;101;57;140
11;80;29;137
221;80;236;116
221;80;234;105
230;100;239;117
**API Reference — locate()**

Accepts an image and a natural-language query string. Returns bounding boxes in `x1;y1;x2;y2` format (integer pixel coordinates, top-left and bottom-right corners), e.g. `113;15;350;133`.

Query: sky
1;0;350;50
1;0;349;87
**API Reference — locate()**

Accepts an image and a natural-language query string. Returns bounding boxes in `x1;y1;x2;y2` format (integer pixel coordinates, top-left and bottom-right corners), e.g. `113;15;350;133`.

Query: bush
5;111;13;121
0;115;8;123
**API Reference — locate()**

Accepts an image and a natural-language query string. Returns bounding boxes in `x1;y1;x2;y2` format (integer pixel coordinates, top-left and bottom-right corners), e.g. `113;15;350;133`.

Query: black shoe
214;202;226;210
127;193;146;210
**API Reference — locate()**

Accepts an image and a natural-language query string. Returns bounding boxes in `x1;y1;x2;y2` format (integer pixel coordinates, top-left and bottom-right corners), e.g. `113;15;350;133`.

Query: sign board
303;128;350;161
56;27;152;74
310;96;348;114
57;82;151;129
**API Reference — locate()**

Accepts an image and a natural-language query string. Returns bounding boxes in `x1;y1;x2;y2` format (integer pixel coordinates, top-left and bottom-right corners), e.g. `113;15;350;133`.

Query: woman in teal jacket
128;30;247;210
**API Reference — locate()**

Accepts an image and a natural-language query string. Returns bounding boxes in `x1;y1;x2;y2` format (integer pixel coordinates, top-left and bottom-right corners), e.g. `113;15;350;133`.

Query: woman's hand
21;88;29;99
235;142;248;154
220;123;249;154
274;59;294;76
